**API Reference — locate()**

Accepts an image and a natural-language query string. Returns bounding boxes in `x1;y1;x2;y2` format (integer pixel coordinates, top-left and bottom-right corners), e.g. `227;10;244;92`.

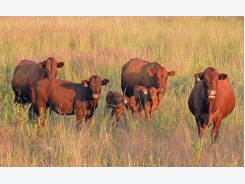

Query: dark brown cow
12;57;64;118
105;91;137;126
133;85;164;118
188;67;235;144
121;58;175;103
32;75;109;130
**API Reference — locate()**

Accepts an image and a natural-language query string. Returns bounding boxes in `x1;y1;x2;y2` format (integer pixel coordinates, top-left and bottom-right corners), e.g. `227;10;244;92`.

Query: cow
121;58;175;104
105;91;137;126
133;85;164;118
188;67;235;144
32;75;109;131
11;57;64;119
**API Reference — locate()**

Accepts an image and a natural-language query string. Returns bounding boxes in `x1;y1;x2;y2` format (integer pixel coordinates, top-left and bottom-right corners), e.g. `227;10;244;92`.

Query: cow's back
12;60;40;85
121;58;153;97
121;58;149;74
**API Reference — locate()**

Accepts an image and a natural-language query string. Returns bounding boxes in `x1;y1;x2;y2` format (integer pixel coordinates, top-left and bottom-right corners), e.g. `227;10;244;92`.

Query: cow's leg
85;116;92;128
114;108;122;127
104;105;110;118
211;119;221;144
37;107;47;128
28;105;36;120
144;104;151;118
195;116;206;140
76;110;85;131
123;111;128;126
35;103;47;137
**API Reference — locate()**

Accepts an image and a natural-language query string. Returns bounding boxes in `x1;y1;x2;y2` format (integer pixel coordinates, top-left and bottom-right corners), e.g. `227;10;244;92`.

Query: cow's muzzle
92;94;100;99
208;90;216;99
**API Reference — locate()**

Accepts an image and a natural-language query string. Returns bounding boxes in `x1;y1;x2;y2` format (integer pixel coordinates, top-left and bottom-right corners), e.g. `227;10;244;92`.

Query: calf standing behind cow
121;58;175;120
11;57;64;119
133;85;164;119
121;58;175;101
188;67;235;144
31;75;109;131
105;91;138;127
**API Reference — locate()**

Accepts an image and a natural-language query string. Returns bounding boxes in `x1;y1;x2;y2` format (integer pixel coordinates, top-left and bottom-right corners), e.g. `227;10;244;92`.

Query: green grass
0;16;243;166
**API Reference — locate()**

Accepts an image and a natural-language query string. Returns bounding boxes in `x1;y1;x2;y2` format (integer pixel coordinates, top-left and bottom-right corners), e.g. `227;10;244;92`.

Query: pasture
0;16;243;167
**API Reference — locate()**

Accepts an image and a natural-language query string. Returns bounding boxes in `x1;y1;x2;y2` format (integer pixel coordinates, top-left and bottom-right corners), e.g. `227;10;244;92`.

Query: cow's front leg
211;119;221;144
76;110;85;131
85;116;92;128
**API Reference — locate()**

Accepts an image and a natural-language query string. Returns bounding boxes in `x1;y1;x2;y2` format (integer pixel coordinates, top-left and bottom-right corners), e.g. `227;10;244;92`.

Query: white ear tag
144;91;148;95
196;78;200;82
124;99;127;103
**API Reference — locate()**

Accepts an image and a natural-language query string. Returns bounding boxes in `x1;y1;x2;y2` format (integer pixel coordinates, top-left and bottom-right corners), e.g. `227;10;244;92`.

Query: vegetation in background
0;16;243;166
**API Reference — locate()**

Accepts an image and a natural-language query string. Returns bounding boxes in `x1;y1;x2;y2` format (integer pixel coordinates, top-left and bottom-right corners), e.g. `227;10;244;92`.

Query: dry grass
0;16;243;167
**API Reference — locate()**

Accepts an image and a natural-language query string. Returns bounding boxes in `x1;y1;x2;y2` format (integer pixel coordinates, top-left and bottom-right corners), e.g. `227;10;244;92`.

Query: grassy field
0;16;243;167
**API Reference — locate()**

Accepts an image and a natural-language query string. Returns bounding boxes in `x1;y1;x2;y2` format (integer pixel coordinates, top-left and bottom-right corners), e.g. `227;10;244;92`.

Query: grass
0;16;243;167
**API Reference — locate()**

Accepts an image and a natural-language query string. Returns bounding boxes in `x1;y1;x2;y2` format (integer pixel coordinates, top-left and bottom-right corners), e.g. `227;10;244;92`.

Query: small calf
105;91;137;126
32;75;109;131
133;85;164;118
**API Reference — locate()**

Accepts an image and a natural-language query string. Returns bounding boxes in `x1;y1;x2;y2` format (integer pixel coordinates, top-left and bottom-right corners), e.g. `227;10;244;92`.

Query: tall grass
0;16;243;166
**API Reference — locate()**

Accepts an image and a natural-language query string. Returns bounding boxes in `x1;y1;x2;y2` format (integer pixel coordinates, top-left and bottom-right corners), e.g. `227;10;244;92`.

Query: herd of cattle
11;57;235;143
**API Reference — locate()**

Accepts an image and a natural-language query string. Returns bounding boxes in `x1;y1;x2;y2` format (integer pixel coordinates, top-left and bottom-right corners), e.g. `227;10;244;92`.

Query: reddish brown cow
133;85;164;118
188;67;235;144
121;58;175;102
105;91;137;126
12;57;64;118
32;75;109;130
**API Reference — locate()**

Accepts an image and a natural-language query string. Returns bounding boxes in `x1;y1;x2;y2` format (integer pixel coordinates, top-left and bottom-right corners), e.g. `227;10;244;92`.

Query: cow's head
133;85;148;96
82;75;109;99
148;66;175;92
38;57;64;78
124;96;138;112
148;87;164;101
197;67;227;99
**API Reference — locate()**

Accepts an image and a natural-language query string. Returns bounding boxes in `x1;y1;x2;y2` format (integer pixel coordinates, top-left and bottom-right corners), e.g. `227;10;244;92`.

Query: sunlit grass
0;16;243;166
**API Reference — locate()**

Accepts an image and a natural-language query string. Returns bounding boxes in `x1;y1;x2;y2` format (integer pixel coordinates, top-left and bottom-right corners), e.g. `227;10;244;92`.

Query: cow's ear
82;80;89;87
168;71;175;76
102;79;109;86
195;72;204;80
148;70;156;76
57;62;64;68
124;96;129;104
38;61;46;68
219;73;227;80
157;88;165;93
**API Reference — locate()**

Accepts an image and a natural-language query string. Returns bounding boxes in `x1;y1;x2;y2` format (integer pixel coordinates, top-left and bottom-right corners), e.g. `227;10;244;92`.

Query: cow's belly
50;101;74;115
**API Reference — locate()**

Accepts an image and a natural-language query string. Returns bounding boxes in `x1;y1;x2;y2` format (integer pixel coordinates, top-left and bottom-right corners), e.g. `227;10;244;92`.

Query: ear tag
124;99;127;103
196;78;200;82
144;91;148;95
83;83;88;87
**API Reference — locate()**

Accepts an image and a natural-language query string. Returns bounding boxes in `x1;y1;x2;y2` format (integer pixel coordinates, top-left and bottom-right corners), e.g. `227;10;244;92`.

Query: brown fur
32;75;109;130
188;67;235;143
12;57;64;105
133;85;164;118
121;58;175;103
105;91;137;126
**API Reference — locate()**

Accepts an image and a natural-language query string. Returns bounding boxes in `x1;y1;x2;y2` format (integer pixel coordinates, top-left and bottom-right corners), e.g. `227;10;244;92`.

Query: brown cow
105;91;137;126
32;75;109;130
121;58;175;103
188;67;235;144
133;85;164;118
11;57;64;118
